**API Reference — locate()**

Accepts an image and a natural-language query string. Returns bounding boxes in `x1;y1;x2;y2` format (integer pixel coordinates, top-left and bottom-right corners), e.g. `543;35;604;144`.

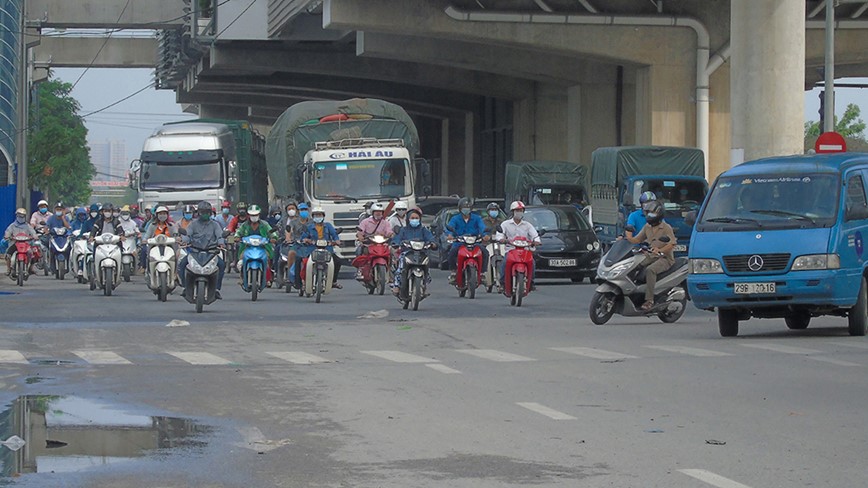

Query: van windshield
698;174;839;230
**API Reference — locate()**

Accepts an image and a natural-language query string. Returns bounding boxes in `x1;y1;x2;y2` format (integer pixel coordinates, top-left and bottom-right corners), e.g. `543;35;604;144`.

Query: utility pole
15;0;27;211
823;0;835;133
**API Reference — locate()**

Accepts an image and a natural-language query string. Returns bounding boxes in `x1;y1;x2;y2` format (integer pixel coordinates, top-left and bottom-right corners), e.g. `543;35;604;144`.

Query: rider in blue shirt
390;208;437;294
446;198;488;283
626;191;656;239
299;207;342;288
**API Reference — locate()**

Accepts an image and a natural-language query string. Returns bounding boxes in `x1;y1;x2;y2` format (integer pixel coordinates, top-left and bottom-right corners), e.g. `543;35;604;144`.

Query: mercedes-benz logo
747;255;764;271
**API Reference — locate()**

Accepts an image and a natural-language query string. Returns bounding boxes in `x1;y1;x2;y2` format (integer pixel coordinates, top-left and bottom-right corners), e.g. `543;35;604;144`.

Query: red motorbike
503;236;535;307
352;235;391;295
452;234;484;299
8;233;34;287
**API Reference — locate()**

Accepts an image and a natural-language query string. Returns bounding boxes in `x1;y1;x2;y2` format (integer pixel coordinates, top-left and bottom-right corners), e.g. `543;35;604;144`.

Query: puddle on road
0;396;212;479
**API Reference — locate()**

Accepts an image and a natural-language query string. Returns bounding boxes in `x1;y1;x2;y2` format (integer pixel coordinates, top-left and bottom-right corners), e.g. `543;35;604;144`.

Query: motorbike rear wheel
89;263;96;290
315;268;324;303
589;291;615;324
411;275;422;311
251;269;260;302
658;297;687;323
16;261;24;287
123;263;131;282
58;261;66;281
375;264;386;295
103;268;113;297
467;268;477;299
195;280;205;313
515;272;525;307
158;272;168;302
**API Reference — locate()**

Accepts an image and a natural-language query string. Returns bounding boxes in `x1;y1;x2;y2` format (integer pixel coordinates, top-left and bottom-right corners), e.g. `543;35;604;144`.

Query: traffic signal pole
823;0;835;133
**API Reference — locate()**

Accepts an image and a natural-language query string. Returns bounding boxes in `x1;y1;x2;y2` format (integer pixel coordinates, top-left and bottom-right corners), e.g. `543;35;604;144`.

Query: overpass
24;0;868;197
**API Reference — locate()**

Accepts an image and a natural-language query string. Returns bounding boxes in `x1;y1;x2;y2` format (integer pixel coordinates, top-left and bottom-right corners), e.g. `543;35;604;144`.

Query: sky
55;68;868;170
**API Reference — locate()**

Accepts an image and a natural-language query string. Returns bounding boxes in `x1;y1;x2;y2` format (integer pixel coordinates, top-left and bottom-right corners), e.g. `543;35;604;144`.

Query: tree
27;77;94;205
804;103;867;139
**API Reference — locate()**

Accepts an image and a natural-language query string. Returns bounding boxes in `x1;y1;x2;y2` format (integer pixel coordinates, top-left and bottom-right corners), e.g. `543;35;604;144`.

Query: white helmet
509;201;526;212
155;206;169;214
37;200;48;207
394;201;408;210
311;206;325;216
370;203;385;212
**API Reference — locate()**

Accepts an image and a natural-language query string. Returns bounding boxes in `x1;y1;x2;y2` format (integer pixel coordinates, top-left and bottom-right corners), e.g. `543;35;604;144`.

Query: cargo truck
504;160;588;208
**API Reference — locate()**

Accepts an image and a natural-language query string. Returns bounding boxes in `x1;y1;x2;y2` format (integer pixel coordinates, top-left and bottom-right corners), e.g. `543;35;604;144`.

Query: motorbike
484;240;504;294
34;231;49;276
302;239;336;303
70;230;91;284
240;234;269;301
146;234;177;302
184;245;221;313
48;227;71;280
451;234;483;299
276;241;294;293
590;237;689;325
8;234;34;287
503;236;535;307
93;233;122;296
120;231;139;282
397;240;433;311
225;234;238;273
352;235;391;295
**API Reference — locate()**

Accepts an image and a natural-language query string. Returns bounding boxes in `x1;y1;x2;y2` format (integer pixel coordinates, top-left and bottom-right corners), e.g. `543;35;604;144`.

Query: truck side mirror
415;158;432;196
128;159;141;189
685;210;697;226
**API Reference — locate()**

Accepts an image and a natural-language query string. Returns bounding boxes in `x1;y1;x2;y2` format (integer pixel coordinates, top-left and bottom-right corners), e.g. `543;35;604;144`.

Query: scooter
184;244;221;313
451;234;483;299
70;230;90;284
484;240;504;294
397;240;433;311
503;236;535;307
240;235;269;301
302;239;336;303
48;227;71;280
34;231;49;276
121;231;139;282
352;235;391;295
93;233;122;297
276;240;292;292
146;234;177;302
224;234;238;273
8;234;34;287
590;237;689;325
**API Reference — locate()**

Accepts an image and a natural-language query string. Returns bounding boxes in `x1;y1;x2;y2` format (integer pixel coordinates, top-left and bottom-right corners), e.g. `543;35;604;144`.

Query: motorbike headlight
102;234;113;244
689;258;723;274
792;254;840;271
411;241;425;251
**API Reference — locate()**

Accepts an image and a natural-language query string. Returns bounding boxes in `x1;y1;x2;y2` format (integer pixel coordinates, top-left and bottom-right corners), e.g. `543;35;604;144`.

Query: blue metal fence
0;184;16;232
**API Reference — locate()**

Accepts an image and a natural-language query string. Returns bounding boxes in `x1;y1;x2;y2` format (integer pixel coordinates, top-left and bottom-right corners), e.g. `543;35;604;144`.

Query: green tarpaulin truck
504;160;588;207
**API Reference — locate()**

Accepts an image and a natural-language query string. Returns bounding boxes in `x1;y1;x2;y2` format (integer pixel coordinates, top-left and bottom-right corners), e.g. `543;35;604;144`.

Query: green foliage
27;77;94;205
804;103;867;139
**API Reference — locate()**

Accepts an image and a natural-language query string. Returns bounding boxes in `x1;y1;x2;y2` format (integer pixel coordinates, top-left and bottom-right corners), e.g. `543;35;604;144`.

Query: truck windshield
630;178;706;211
312;159;411;200
698;174;839;230
141;160;222;190
529;186;588;206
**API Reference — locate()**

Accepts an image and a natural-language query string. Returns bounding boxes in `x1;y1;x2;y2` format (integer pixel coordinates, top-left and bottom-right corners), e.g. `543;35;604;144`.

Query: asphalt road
0;266;866;487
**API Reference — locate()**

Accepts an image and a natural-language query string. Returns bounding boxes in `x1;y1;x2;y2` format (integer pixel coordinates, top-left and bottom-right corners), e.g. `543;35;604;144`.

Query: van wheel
785;314;810;330
718;309;739;337
848;278;868;336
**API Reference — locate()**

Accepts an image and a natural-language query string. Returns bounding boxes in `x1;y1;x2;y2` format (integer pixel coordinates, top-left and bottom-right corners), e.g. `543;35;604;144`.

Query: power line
80;83;155;118
70;0;132;90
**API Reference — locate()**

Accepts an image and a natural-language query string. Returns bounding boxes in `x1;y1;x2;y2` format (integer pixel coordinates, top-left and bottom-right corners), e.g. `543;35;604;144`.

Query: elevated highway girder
28;0;184;29
33;37;156;68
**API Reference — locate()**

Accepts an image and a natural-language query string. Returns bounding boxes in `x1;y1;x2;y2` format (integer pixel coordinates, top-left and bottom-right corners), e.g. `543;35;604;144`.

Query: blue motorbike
240;235;269;301
49;227;71;280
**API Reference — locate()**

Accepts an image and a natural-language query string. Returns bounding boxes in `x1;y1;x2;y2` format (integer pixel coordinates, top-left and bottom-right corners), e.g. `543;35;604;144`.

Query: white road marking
550;347;637;360
267;352;331;364
644;345;733;357
456;349;536;362
235;426;291;453
72;350;132;365
361;351;438;363
807;356;862;367
0;350;28;364
516;402;576;420
828;341;868;350
739;343;821;355
167;352;232;365
425;363;462;374
678;469;754;488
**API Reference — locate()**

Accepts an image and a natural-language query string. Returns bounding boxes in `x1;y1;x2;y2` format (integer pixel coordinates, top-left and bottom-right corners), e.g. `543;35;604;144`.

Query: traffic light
819;90;825;130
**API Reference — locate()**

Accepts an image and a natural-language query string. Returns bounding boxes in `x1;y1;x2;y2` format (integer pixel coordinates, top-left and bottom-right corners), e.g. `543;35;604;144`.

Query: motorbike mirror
593;225;603;234
222;230;231;238
446;225;455;233
658;236;671;243
495;224;503;233
178;227;188;236
334;227;344;234
624;224;636;234
538;229;547;237
684;210;697;227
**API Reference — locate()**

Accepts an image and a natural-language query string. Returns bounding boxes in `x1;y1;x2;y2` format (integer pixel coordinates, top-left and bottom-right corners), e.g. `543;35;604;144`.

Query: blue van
688;153;868;337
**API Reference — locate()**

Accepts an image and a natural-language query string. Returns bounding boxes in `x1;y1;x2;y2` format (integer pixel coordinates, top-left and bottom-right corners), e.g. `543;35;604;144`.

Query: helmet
155;206;169;214
311;206;325;216
394;201;408;210
297;202;309;211
120;205;130;212
102;203;114;211
89;203;100;212
54;201;64;209
509;201;526;212
370;203;385;213
221;200;231;209
183;204;195;214
248;204;262;216
269;205;280;215
639;191;657;204
643;200;664;225
37;200;48;207
130;204;139;211
458;197;473;209
15;208;26;217
74;207;86;216
407;207;423;218
487;202;500;211
198;201;213;213
363;201;374;209
284;200;298;210
236;201;248;211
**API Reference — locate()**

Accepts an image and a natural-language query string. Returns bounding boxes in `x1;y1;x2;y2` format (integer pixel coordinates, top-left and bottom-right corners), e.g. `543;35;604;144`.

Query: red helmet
509;201;526;212
221;200;232;209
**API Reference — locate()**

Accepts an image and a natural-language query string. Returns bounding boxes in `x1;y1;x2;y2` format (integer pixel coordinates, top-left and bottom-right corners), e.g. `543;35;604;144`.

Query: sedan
521;205;601;283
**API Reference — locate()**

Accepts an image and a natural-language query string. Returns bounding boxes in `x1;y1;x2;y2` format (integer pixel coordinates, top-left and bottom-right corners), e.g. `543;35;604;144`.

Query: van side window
845;174;868;221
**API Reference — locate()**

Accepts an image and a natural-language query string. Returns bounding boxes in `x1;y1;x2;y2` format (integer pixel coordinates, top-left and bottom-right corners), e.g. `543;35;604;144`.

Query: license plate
674;244;687;252
549;258;577;267
734;282;776;294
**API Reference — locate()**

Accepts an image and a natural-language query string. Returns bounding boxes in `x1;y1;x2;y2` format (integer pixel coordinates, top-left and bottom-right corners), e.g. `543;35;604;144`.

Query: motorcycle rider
299;206;342;289
625;191;657;239
495;201;542;290
285;202;311;289
445;197;488;284
118;205;140;237
235;204;275;287
358;201;374;224
215;201;232;228
482;202;505;235
80;203;101;235
178;201;226;299
4;208;38;275
178;204;196;231
390;208;436;295
46;202;71;230
144;206;178;239
29;200;50;233
624;199;676;311
90;203;123;237
355;202;394;280
267;205;282;228
70;207;89;234
227;201;249;233
387;201;409;234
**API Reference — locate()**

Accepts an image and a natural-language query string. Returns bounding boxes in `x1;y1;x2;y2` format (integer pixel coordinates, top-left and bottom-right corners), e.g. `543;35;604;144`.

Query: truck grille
723;253;790;273
333;211;360;230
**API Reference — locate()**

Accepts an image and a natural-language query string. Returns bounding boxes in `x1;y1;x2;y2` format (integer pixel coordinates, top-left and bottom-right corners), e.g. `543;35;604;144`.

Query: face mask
222;208;230;215
409;219;420;228
158;214;168;222
39;207;48;214
397;209;406;215
488;210;498;218
250;215;260;223
373;213;383;221
647;212;659;220
199;213;211;221
313;216;324;224
460;208;471;216
54;211;62;217
273;213;281;220
184;213;193;220
112;212;119;218
513;211;524;221
15;216;25;224
239;211;247;217
299;211;309;219
287;209;297;218
120;214;130;221
103;212;113;219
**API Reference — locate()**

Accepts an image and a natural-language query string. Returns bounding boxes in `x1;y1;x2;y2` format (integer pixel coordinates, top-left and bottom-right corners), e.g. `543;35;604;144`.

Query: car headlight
689;258;723;274
792;254;840;271
593;241;600;250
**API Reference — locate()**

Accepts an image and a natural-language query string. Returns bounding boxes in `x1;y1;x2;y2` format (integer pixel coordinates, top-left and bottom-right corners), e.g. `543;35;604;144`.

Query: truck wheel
848;277;868;336
718;309;739;337
785;314;810;330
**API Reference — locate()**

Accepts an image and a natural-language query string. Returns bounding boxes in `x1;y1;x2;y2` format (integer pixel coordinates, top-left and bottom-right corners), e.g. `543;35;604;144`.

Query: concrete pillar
513;97;535;161
532;84;568;161
567;85;581;165
708;64;731;179
635;64;694;147
731;0;805;164
463;111;475;197
440;119;450;194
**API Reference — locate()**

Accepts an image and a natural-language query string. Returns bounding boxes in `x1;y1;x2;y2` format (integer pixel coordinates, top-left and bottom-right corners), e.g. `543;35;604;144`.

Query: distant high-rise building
89;139;127;182
0;1;21;186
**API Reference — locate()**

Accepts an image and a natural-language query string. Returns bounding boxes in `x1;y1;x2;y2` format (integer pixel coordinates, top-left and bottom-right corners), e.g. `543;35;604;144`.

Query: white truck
266;99;430;260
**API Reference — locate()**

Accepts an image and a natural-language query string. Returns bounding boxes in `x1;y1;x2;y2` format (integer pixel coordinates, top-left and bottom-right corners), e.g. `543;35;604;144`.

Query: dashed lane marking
456;349;536;362
361;351;438;363
806;356;862;367
550;347;638;360
739;343;822;355
644;345;733;357
167;352;232;365
425;363;462;374
72;350;132;365
267;351;331;364
516;402;576;420
678;469;754;488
